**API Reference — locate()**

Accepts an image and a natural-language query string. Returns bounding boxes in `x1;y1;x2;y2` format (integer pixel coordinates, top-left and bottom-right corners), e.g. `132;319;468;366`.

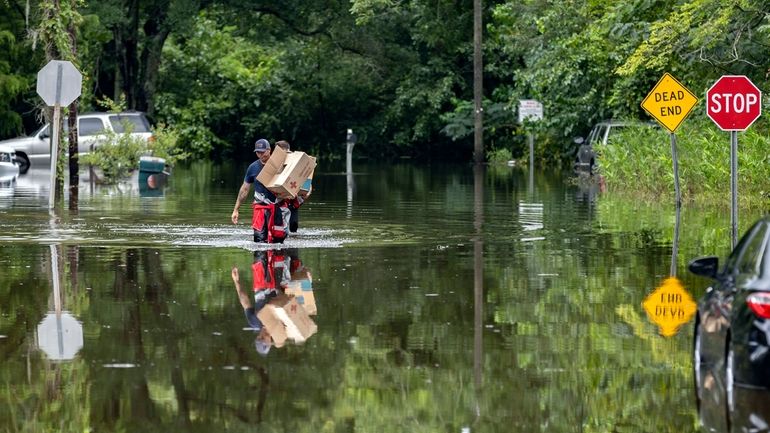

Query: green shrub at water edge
147;123;189;166
487;147;512;164
80;123;188;183
596;115;770;208
79;128;146;182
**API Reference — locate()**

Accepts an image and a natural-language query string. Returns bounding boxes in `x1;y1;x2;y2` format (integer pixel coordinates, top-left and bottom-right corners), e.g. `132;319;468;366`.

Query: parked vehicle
0;145;20;177
689;216;770;413
572;137;595;174
573;120;658;174
0;111;153;174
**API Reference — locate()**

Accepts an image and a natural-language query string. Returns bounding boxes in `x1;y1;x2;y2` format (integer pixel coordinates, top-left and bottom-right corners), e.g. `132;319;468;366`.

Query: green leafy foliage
148;123;188;166
155;13;278;159
79;121;186;183
79;126;146;182
1;0;770;169
597;115;770;208
486;146;512;164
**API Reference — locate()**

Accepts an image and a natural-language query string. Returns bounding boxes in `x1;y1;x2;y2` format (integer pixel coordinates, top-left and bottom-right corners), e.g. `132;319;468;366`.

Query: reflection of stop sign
706;75;762;131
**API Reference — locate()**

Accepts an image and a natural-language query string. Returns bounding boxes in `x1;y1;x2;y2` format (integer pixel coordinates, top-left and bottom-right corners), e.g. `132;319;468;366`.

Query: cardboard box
257;293;317;345
256;146;316;199
300;160;315;193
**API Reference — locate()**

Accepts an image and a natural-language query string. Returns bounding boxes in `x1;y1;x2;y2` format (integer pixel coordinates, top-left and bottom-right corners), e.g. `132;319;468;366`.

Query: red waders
252;202;290;243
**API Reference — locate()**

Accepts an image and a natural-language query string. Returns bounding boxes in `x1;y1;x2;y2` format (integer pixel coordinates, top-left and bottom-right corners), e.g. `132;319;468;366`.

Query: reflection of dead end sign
642;277;697;337
37;312;84;361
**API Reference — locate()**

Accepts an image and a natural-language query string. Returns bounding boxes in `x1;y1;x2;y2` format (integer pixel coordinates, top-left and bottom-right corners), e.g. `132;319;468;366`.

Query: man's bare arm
231;182;251;224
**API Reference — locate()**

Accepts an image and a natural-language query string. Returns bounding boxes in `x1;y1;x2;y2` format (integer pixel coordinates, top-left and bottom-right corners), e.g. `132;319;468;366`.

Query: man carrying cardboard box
231;139;290;243
275;140;313;233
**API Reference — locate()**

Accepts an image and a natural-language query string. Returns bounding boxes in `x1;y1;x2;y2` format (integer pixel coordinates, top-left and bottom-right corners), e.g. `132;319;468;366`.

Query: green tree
0;1;40;138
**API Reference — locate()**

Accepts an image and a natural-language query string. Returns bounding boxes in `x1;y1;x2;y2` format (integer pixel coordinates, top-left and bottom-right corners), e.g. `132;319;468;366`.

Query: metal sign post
731;131;738;248
518;99;543;173
49;100;61;209
670;133;681;207
36;60;82;209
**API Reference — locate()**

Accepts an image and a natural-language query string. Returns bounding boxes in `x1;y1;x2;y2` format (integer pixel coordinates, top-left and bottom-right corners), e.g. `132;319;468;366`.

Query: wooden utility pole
473;0;483;164
67;8;80;210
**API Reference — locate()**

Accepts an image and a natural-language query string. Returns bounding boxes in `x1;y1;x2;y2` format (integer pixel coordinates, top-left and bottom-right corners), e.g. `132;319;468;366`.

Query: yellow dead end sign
642;277;697;337
641;73;698;133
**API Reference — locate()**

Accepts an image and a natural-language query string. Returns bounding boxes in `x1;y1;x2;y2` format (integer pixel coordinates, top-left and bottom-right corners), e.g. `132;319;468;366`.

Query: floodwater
0;162;764;432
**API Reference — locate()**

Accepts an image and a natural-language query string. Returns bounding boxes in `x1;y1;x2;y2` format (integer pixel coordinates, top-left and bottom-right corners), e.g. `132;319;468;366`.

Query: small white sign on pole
518;99;544;123
519;100;544;172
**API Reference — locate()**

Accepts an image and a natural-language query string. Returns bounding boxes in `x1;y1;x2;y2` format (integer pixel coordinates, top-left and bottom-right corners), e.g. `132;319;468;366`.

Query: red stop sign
706;75;762;131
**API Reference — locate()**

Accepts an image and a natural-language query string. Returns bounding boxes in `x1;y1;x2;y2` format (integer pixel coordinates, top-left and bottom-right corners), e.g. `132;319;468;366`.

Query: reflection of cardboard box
285;285;316;315
256;146;316;199
291;267;311;283
257;308;287;348
257;293;317;344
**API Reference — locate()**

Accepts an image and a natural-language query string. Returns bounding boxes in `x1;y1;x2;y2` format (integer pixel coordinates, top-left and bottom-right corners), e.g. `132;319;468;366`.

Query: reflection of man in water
147;174;158;189
231;250;280;356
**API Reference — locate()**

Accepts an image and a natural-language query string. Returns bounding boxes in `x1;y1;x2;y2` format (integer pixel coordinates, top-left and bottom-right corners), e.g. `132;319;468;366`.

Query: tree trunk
67;0;79;209
473;0;484;164
67;101;78;208
123;0;140;109
139;28;170;115
114;30;123;102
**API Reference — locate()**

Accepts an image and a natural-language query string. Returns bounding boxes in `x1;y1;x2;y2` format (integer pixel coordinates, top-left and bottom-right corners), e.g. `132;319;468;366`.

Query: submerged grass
596;114;770;209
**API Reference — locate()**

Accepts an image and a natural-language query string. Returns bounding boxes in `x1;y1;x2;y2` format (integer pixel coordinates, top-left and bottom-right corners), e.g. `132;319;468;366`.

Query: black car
690;217;770;413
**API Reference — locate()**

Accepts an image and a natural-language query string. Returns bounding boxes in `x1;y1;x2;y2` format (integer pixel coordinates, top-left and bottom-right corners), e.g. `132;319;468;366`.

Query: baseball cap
254;138;270;153
255;339;271;356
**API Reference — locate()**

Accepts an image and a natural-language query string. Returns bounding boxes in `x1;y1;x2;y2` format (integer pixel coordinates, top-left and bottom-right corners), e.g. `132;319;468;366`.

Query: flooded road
0;162;763;432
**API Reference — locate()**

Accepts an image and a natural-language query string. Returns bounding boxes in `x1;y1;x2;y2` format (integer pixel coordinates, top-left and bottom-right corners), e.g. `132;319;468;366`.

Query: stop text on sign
708;93;759;114
641;73;698;133
706;75;762;131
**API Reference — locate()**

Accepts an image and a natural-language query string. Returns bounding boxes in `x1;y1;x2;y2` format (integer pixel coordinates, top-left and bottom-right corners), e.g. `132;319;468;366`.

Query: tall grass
596;114;770;208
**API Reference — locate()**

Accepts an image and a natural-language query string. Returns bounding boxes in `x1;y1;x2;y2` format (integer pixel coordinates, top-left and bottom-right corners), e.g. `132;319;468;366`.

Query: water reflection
641;206;697;337
696;364;770;432
473;164;484;414
35;244;84;361
0;173;15;208
672;206;681;276
0;162;727;431
232;249;317;353
139;172;169;197
6;167;170;203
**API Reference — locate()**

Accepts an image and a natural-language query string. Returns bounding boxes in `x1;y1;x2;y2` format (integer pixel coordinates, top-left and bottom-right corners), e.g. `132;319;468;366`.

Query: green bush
80;128;146;182
80;122;187;183
597;115;770;207
487;147;513;164
146;123;189;166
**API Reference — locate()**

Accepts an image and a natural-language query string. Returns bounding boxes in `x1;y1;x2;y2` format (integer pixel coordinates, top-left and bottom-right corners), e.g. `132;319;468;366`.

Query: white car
0;111;153;173
0;145;20;177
